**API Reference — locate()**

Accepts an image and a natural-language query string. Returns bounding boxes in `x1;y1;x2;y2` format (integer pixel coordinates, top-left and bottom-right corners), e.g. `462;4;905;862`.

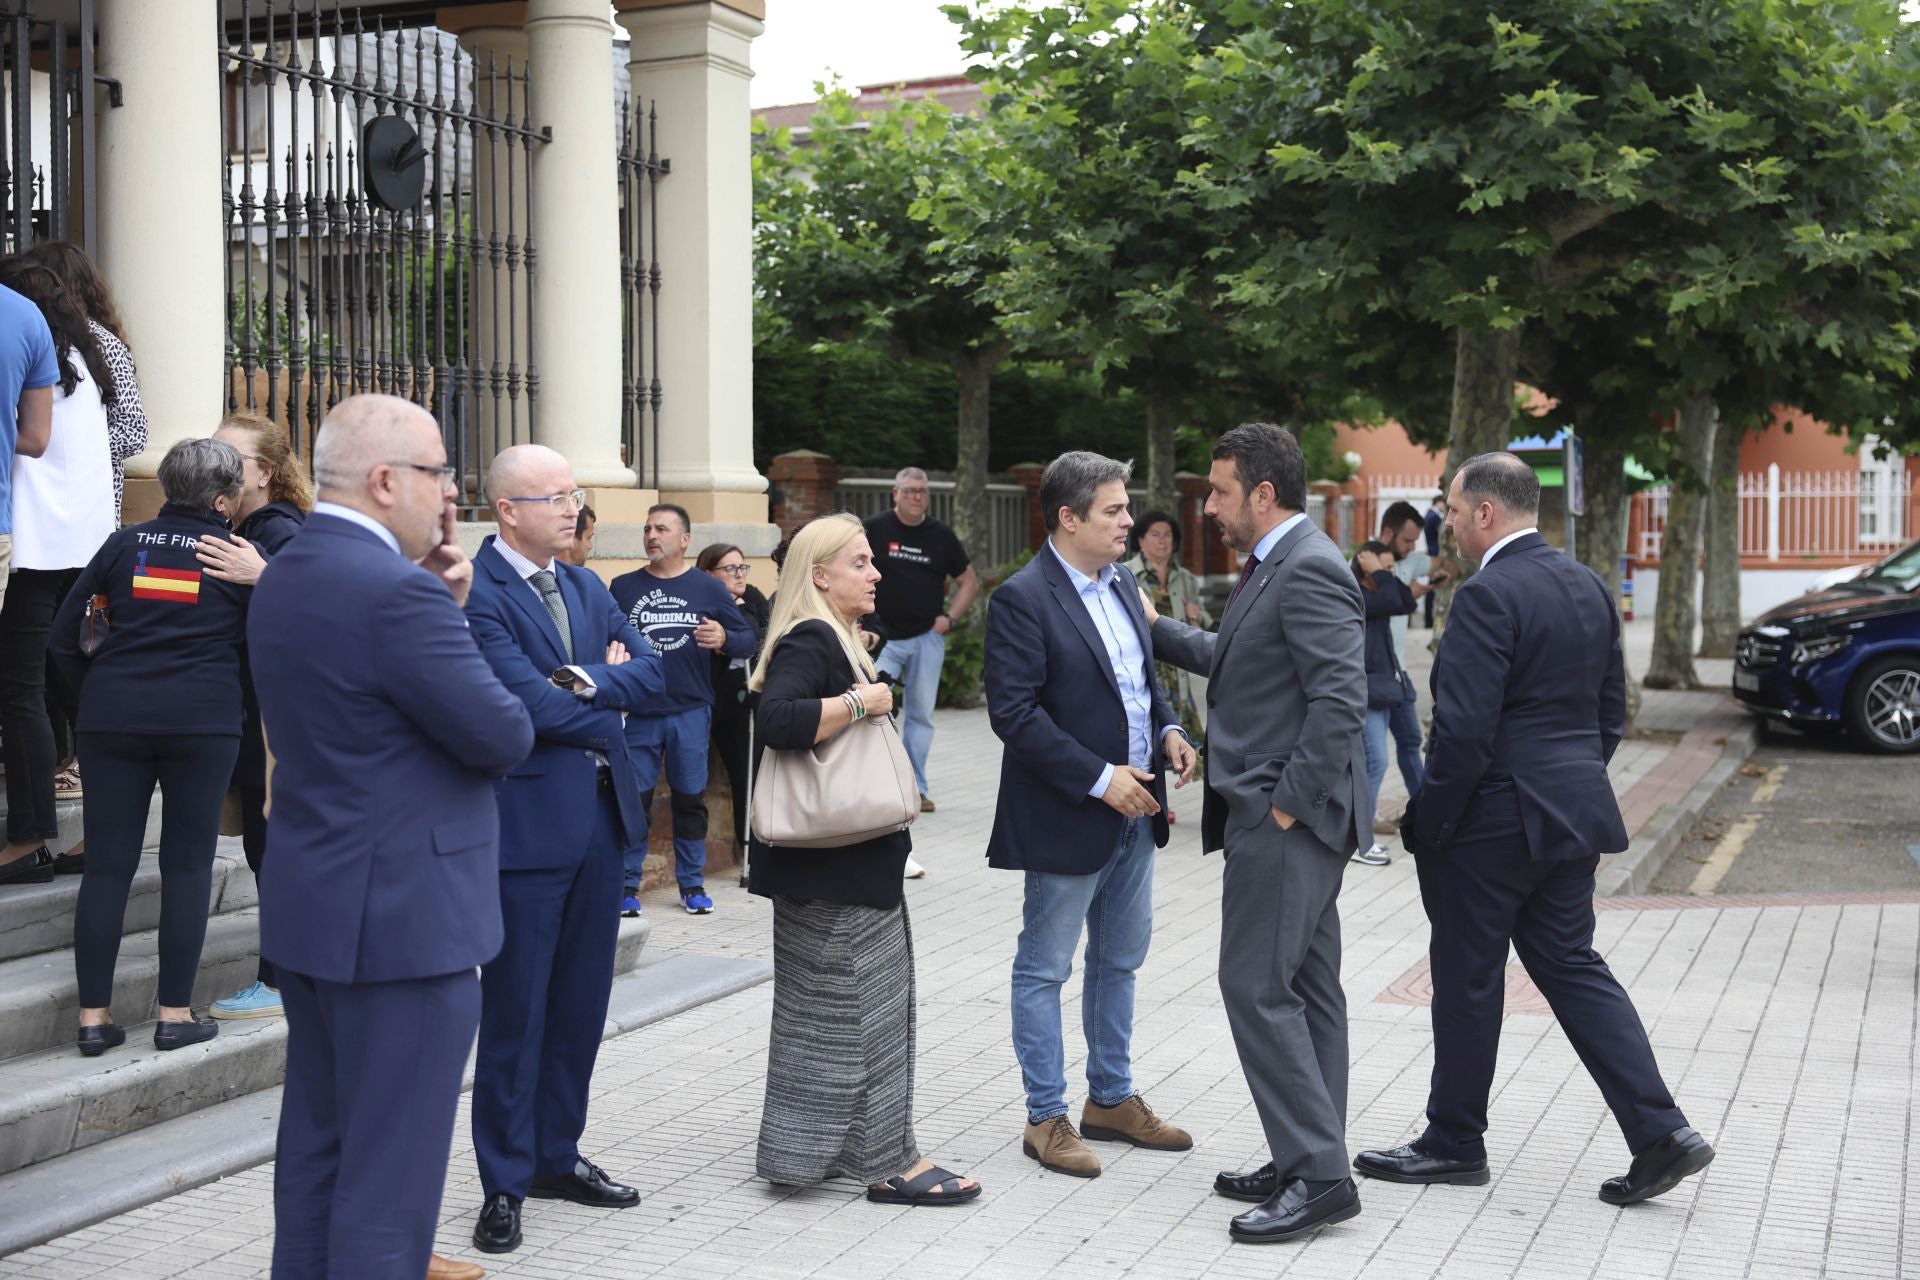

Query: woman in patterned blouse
24;241;148;526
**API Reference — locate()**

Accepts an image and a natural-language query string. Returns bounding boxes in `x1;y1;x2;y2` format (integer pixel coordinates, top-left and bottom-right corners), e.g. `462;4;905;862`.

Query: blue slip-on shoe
210;980;284;1021
681;886;714;915
621;894;643;918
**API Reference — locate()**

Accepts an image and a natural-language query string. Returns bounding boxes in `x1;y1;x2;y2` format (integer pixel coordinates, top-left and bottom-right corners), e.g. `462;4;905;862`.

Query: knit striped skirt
756;897;920;1186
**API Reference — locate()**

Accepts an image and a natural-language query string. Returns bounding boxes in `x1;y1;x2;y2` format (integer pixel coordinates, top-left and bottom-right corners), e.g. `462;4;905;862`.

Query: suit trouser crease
875;629;943;796
1218;819;1351;1182
1010;819;1155;1124
271;967;480;1280
1415;846;1686;1159
623;704;711;891
474;791;622;1199
73;732;238;1008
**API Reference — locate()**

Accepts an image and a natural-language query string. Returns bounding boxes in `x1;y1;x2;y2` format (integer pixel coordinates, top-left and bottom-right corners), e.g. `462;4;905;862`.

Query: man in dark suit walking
985;451;1199;1180
464;444;664;1255
1147;423;1371;1244
252;394;534;1280
1358;452;1713;1204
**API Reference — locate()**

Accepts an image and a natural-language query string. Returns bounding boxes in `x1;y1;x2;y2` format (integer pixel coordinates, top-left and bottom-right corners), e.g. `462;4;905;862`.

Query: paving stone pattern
2;698;1910;1279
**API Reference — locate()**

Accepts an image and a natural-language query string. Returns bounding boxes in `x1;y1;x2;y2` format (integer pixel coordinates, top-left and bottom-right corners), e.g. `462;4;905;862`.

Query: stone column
767;449;839;541
97;0;224;517
615;0;768;526
525;0;632;488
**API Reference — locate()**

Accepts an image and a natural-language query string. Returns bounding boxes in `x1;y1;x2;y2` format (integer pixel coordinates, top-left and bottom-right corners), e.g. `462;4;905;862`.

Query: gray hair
1040;451;1134;532
157;437;245;512
1455;451;1540;518
484;443;568;510
893;466;928;488
312;394;436;498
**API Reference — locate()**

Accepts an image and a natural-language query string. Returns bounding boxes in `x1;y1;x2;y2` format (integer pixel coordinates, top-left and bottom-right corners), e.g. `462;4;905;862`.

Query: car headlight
1791;634;1852;664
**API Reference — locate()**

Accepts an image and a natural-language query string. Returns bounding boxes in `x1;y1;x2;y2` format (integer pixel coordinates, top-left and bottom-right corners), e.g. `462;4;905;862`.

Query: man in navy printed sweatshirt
609;504;756;915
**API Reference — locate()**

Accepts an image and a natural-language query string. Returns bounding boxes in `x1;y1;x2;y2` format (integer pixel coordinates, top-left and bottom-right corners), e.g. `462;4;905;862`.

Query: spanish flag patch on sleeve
132;552;202;603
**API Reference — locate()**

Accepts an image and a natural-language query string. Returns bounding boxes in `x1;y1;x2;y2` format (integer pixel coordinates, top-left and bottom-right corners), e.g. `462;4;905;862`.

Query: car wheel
1843;655;1920;754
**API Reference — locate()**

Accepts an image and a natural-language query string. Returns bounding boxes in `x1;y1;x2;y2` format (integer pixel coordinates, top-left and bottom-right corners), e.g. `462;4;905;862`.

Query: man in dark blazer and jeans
1147;423;1371;1244
985;451;1199;1181
1358;452;1713;1205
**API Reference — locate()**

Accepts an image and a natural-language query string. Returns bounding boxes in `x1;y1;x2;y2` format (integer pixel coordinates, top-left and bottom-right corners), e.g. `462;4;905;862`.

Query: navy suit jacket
1409;532;1630;861
984;547;1177;875
250;513;535;984
466;538;664;870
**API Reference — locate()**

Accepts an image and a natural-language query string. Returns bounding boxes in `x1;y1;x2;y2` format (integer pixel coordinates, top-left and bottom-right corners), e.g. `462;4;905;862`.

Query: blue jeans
1387;688;1425;797
623;704;712;891
1010;819;1156;1124
875;628;944;797
1362;707;1393;831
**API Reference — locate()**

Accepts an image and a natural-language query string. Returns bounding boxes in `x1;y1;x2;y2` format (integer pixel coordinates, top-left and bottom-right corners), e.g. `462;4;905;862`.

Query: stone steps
0;915;653;1177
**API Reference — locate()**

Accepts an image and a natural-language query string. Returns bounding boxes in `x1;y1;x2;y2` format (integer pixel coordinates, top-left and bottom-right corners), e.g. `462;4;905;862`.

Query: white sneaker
903;856;927;879
1351;843;1391;867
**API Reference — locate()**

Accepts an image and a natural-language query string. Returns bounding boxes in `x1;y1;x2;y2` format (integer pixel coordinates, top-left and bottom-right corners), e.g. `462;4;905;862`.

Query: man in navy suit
1359;452;1713;1205
252;395;534;1280
984;451;1199;1180
464;444;664;1255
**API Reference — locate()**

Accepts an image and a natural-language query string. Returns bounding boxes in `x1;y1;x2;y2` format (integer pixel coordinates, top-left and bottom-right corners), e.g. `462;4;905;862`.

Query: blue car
1733;536;1920;753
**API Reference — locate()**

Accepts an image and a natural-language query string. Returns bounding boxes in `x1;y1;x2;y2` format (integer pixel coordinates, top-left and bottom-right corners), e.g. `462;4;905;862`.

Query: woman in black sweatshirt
49;438;251;1056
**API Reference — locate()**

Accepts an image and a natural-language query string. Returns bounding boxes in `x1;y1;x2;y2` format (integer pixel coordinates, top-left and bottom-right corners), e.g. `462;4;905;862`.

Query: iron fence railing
1;0;117;257
220;2;547;510
617;94;666;489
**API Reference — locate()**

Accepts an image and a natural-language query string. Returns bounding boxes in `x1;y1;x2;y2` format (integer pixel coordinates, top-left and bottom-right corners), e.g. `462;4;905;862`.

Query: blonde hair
218;412;315;513
749;514;878;693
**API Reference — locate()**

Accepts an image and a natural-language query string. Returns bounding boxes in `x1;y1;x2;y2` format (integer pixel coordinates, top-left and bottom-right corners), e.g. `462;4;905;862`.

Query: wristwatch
550;667;579;692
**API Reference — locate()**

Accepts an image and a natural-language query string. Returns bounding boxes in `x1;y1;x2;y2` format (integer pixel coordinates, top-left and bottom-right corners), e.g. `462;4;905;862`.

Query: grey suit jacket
1152;519;1370;858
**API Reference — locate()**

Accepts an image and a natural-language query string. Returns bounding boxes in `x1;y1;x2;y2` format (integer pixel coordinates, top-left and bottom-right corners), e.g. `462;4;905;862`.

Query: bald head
487;443;581;566
311;393;451;560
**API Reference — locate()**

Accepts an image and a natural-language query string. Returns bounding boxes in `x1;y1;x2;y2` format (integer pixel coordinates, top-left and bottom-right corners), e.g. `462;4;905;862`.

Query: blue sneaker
621;893;643;918
210;980;283;1021
681;886;714;915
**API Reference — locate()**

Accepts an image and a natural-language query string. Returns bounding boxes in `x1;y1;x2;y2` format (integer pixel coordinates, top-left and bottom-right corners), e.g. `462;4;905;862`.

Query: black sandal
866;1164;982;1206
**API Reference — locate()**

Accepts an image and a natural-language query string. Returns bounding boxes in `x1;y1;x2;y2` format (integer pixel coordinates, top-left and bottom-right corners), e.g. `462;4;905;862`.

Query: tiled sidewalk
3;705;1910;1279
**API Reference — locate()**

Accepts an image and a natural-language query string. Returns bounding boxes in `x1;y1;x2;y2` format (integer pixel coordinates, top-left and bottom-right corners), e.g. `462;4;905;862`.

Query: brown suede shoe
1080;1093;1194;1151
426;1254;485;1280
1023;1115;1102;1178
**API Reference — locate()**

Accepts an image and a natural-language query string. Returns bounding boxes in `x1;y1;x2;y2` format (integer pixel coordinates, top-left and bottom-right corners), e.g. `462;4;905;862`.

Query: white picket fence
1634;465;1912;561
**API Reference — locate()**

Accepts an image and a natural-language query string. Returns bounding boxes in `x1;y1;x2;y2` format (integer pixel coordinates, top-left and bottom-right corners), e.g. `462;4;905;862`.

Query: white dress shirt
1478;526;1540;570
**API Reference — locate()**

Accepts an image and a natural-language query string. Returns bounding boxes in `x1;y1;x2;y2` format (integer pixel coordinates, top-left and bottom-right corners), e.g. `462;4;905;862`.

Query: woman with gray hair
48;437;253;1056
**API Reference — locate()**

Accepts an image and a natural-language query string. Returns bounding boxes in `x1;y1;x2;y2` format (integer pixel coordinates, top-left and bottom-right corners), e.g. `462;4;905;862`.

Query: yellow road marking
1750;764;1789;806
1689;814;1761;896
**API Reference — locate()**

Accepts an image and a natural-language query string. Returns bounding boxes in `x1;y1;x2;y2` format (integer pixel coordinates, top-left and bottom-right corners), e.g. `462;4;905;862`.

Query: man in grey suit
1145;422;1370;1244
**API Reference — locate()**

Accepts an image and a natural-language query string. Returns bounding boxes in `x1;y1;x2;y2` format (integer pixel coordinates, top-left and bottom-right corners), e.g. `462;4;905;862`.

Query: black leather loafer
473;1193;522;1253
1215;1160;1279;1203
1230;1177;1361;1243
529;1158;640;1208
0;846;54;885
1354;1142;1491;1185
77;1023;126;1057
153;1015;218;1051
1599;1126;1714;1205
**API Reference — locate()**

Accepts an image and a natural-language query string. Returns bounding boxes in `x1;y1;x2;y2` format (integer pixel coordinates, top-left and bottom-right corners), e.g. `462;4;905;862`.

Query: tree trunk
1570;411;1640;726
1143;390;1179;517
1697;417;1744;659
1644;391;1718;689
1431;323;1522;642
948;344;1006;581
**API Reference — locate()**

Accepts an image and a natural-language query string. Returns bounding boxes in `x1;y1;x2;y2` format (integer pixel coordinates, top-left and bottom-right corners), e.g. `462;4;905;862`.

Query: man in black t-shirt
863;467;978;824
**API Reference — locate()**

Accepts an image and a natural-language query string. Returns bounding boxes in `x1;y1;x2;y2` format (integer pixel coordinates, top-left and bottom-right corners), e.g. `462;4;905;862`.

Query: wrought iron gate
0;0;116;256
220;1;546;507
617;94;667;493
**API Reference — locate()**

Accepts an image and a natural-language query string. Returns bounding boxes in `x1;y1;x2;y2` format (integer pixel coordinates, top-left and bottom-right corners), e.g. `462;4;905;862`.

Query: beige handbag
751;712;919;849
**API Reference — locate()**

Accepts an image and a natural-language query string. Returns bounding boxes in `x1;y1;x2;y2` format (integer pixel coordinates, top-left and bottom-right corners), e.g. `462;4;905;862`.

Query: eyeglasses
714;564;750;577
502;488;590;513
392;461;457;483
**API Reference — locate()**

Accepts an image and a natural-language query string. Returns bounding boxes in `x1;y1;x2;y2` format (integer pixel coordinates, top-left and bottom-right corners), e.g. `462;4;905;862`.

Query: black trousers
73;731;240;1009
1414;840;1686;1160
0;567;77;844
711;695;752;846
240;783;276;987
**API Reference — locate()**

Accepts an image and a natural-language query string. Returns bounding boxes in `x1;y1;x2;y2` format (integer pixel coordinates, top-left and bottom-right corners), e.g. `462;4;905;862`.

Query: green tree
754;88;1024;560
